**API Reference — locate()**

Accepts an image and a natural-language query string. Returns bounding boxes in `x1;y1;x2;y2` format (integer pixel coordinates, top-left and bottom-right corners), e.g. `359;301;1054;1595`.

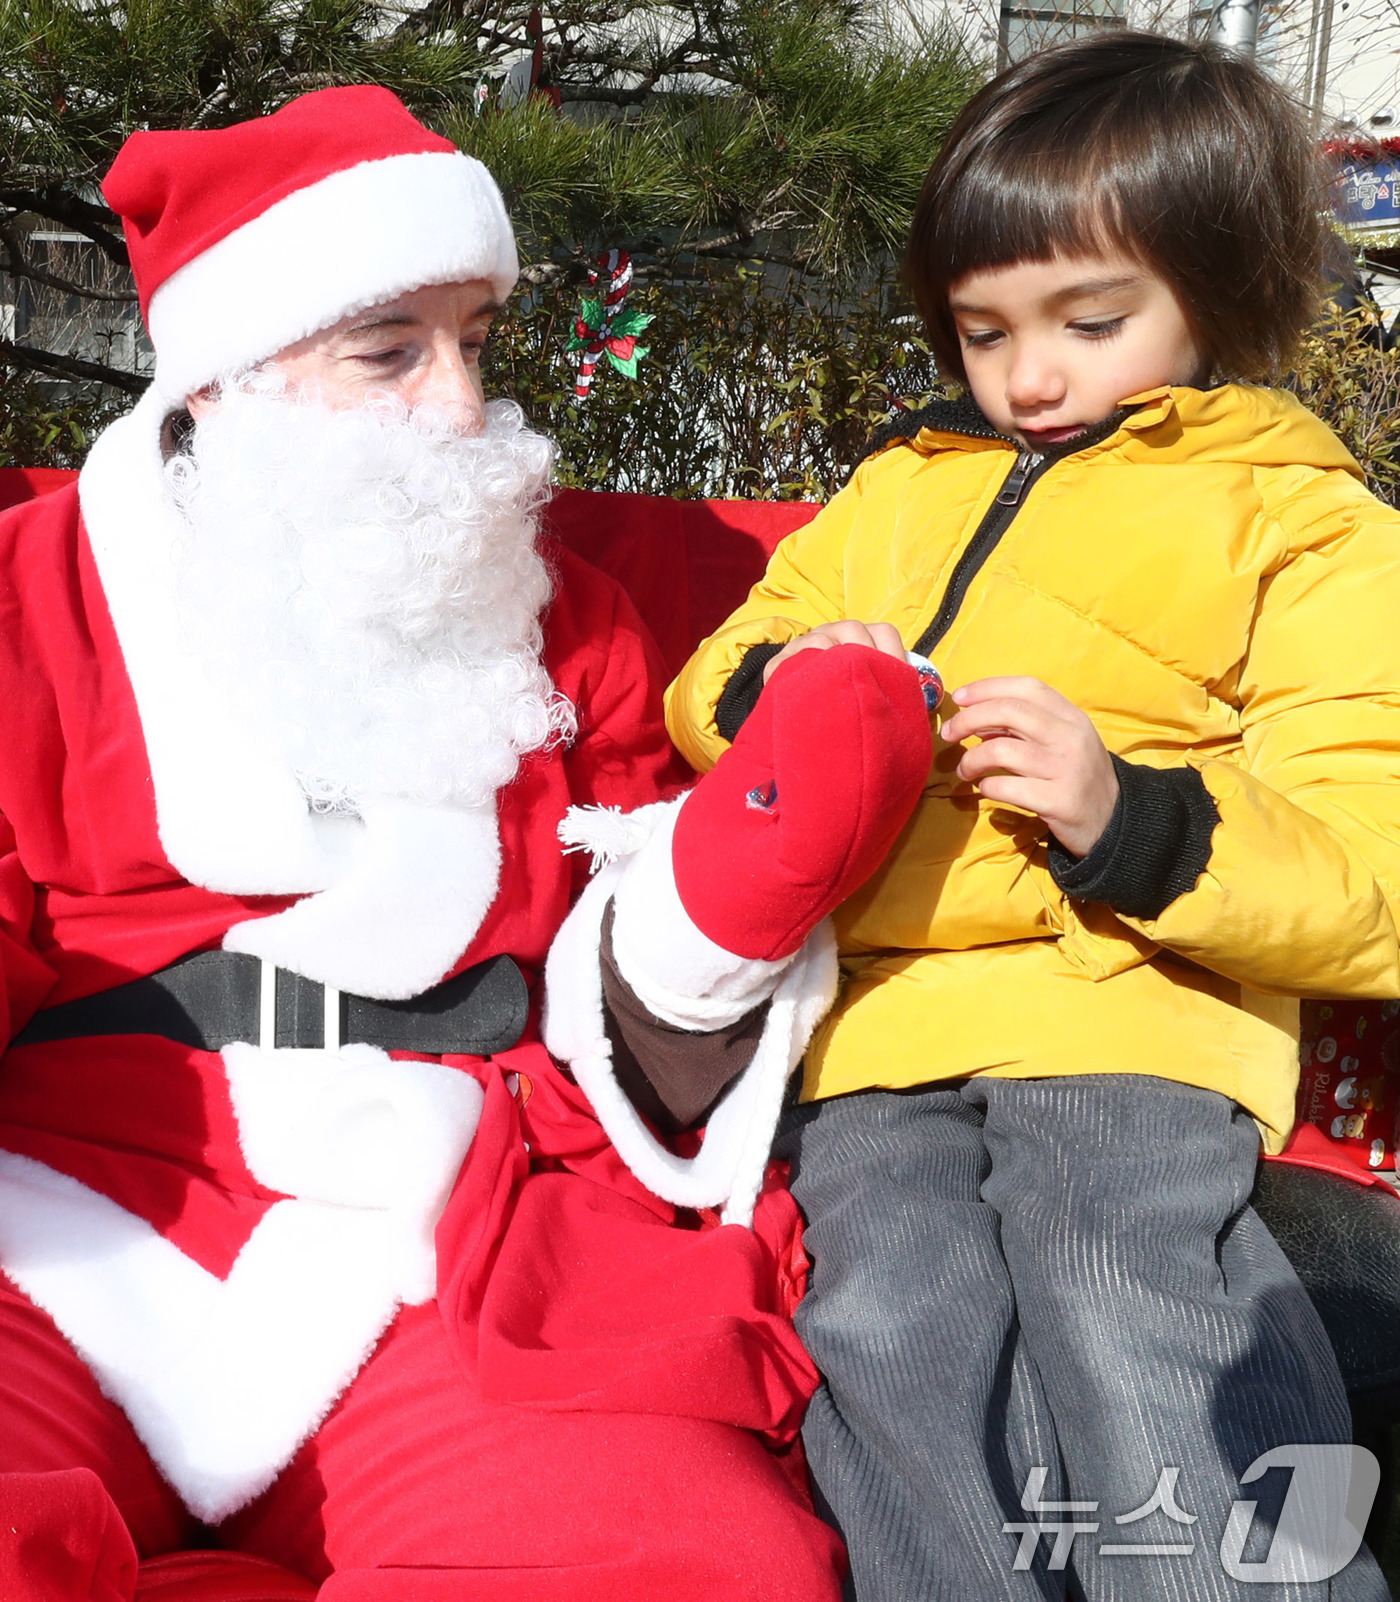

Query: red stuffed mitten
672;645;934;961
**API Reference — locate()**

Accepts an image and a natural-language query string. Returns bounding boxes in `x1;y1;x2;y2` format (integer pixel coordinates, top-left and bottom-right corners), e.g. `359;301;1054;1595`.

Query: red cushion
542;488;818;677
0;468;76;512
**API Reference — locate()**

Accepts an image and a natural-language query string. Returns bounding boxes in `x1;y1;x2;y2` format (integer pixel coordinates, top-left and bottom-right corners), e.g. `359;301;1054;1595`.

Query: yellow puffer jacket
665;384;1400;1147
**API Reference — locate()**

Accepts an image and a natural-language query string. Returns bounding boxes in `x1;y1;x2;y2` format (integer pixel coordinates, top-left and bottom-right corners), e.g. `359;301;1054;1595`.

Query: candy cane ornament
567;249;653;400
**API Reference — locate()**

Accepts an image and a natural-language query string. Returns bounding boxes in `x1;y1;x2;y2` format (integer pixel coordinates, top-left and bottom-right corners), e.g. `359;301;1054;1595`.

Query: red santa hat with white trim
103;86;518;406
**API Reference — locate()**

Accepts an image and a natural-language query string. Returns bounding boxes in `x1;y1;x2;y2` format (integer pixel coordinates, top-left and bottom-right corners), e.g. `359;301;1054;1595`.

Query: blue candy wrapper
905;650;945;710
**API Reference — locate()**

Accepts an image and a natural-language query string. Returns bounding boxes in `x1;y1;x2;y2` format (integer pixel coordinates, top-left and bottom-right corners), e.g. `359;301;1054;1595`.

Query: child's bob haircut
906;32;1327;385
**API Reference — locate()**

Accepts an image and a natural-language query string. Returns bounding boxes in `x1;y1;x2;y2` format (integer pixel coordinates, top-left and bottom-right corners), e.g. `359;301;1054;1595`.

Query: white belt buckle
324;981;341;1054
259;957;276;1050
257;959;341;1054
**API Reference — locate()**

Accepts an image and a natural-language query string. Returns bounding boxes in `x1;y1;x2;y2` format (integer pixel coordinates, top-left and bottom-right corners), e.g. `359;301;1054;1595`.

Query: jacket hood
884;383;1362;479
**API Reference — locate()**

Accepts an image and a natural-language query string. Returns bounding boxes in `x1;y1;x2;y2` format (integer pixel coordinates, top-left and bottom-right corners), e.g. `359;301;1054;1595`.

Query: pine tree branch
556;81;663;105
0;188;128;266
0;341;147;394
386;0;481;37
190;84;235;129
553;34;727;80
0;221;137;303
520;260;571;285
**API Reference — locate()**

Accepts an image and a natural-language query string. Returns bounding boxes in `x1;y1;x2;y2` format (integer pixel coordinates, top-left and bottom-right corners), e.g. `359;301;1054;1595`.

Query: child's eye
962;329;1003;349
1072;317;1126;340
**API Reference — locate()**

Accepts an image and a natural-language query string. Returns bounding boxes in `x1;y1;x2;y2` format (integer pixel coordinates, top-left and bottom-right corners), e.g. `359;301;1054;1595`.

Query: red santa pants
0;1274;844;1601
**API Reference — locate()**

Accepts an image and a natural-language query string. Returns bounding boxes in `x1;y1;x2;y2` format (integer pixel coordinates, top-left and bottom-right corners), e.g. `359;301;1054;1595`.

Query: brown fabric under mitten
599;902;768;1133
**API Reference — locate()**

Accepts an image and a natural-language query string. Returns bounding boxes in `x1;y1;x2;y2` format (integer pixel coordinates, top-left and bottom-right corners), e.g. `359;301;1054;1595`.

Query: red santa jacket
0;397;815;1525
0;484;676;1028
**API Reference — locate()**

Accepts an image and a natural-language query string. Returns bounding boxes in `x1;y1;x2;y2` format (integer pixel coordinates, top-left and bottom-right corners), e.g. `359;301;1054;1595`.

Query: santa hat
104;87;519;405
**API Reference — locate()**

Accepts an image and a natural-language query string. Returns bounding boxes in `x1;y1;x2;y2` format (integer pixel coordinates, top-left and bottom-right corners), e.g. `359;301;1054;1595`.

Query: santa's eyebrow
343;314;418;335
340;301;504;339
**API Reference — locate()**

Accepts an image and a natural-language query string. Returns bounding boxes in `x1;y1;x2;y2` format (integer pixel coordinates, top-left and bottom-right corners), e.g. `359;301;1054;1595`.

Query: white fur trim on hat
148;150;519;404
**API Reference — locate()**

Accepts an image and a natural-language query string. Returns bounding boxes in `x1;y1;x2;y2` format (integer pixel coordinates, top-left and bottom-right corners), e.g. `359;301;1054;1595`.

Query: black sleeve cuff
714;643;786;743
1047;755;1220;920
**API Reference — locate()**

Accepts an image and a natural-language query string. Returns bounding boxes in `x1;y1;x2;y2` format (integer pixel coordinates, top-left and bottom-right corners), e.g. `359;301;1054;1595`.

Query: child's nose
1005;347;1066;410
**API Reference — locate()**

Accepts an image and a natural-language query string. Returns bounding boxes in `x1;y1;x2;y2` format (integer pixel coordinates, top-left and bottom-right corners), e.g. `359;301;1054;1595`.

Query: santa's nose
411;354;487;436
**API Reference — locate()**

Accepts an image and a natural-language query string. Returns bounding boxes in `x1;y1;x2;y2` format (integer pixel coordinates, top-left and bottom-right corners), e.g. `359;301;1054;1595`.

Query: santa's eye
347;345;410;371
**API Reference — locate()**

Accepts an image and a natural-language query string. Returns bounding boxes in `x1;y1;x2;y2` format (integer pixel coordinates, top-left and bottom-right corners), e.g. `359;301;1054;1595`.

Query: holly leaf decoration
569;301;607;350
606;343;650;378
608;308;654;338
567;296;610;354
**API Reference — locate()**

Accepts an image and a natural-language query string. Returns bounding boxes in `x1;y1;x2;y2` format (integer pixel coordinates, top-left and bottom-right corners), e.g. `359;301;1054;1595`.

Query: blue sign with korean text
1336;159;1400;228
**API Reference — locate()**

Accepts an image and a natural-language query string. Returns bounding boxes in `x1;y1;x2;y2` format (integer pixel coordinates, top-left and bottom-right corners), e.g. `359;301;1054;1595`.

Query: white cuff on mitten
546;799;840;1226
607;800;792;1031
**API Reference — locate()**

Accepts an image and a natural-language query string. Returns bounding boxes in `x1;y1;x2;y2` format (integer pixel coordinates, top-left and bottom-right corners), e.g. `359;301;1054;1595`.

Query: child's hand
762;620;906;684
938;677;1119;858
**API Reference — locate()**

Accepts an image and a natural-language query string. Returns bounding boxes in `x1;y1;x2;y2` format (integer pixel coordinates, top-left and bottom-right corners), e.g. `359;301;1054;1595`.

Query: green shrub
7;284;1400;516
1288;312;1400;509
0;366;122;468
488;263;947;501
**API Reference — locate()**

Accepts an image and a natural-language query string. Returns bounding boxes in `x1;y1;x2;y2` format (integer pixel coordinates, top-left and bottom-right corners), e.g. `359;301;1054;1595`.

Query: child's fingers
865;622;907;659
956;736;1059;784
950;675;1066;710
975;768;1119;858
967;771;1058;815
762;632;835;683
939;695;1064;748
762;620;906;684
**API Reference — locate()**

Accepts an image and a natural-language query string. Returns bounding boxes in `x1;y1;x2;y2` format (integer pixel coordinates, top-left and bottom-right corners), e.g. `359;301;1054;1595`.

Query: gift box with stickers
1291;998;1400;1175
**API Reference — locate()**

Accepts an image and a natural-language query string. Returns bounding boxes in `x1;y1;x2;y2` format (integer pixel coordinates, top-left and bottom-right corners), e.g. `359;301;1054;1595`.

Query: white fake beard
164;388;575;814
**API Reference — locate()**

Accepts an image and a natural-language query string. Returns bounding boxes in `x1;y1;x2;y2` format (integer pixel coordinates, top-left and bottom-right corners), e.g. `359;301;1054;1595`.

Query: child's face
947;249;1208;450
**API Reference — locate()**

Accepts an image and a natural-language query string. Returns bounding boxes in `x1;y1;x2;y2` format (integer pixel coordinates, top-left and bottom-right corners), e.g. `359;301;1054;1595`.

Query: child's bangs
934;147;1131;289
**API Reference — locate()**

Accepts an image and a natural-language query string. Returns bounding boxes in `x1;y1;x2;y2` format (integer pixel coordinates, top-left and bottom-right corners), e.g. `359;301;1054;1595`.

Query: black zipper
911;410;1127;660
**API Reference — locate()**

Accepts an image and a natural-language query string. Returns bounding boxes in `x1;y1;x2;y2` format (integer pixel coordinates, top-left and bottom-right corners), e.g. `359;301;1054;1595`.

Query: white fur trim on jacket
148;152;519;406
543;800;840;1227
0;1046;482;1524
78;388;503;999
223;797;501;1000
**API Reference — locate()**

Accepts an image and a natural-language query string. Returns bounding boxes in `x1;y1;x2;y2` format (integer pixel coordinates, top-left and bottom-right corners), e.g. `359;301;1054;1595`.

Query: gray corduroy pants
775;1074;1391;1602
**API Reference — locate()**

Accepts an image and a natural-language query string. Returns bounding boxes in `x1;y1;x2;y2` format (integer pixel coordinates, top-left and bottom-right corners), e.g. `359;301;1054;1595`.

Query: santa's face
187;279;499;435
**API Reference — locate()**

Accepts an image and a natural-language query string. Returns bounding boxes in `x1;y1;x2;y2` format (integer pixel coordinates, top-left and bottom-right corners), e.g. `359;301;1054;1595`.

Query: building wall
891;0;1398;131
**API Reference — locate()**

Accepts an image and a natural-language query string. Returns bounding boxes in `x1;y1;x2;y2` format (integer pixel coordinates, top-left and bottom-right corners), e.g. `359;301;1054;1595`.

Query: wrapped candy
1292;998;1400;1173
904;650;944;711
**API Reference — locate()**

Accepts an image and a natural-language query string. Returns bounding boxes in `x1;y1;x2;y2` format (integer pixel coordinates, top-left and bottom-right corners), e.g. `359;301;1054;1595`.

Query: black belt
11;948;530;1057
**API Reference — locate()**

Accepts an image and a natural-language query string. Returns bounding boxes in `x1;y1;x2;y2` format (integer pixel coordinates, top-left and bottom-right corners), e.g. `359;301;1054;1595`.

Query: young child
660;31;1400;1602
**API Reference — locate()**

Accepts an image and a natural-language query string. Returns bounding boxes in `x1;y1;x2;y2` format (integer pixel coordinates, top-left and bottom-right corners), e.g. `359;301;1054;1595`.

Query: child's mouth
1018;424;1089;449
